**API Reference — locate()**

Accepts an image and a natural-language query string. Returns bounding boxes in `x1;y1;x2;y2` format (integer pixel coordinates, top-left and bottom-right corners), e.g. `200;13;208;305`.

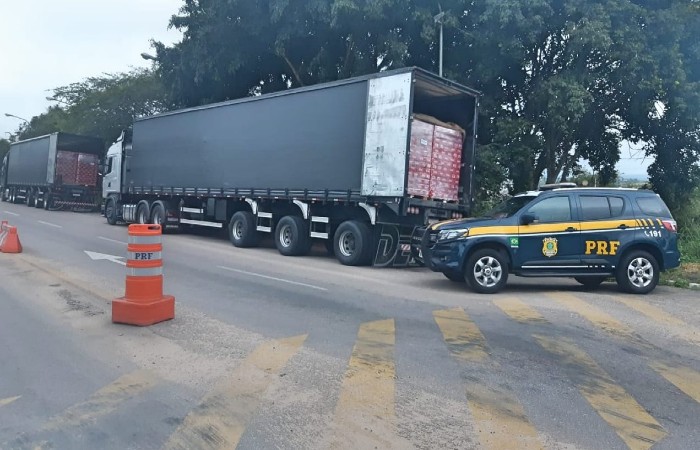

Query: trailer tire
334;220;374;266
105;198;118;225
150;203;166;227
275;215;311;256
35;191;44;208
229;211;259;248
136;202;150;224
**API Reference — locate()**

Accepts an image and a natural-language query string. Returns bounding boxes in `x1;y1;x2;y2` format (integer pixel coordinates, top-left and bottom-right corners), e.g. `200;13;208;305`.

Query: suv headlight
437;228;470;241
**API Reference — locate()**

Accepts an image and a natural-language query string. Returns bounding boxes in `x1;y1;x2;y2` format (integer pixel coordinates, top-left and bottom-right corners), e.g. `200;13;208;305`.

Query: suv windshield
484;195;537;219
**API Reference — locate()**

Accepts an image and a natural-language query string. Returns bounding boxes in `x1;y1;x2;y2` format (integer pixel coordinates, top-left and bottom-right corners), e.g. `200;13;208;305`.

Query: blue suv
420;185;680;294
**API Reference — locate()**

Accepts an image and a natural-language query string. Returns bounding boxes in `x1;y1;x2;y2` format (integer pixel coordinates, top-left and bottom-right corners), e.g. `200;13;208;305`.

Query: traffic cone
112;224;175;326
0;225;22;254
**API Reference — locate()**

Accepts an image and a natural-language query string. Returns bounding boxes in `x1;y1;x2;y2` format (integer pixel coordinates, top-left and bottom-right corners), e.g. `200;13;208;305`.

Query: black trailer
1;133;104;210
103;67;480;266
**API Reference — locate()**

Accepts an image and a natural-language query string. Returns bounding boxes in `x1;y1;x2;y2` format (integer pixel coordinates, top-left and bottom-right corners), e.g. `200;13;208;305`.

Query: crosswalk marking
493;298;547;324
330;319;405;449
434;308;543;449
164;334;307;450
44;370;158;430
0;395;20;407
611;296;700;346
649;361;700;404
433;308;489;362
534;335;666;450
546;292;638;341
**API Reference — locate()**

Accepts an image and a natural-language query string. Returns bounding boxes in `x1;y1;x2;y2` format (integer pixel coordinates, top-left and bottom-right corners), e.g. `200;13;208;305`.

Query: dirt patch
58;289;104;316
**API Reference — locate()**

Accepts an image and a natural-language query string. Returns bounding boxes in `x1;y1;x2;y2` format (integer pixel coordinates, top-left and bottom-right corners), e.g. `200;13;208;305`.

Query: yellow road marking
43;370;157;429
164;334;306;450
649;361;700;404
535;335;666;450
494;298;548;324
0;395;21;407
330;319;405;448
612;296;700;346
433;308;489;362
547;292;639;341
434;308;543;449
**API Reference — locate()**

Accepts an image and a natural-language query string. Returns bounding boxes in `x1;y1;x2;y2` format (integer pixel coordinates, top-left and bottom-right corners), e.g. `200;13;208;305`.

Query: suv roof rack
538;182;577;191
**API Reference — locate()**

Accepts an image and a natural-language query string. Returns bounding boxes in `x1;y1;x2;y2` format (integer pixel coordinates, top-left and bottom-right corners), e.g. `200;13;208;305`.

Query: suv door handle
618;224;628;230
565;227;577;232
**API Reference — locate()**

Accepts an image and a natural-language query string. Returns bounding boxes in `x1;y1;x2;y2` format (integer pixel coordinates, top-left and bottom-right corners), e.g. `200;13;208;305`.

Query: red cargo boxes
407;120;434;198
77;153;99;186
56;151;79;185
55;151;99;186
407;117;464;202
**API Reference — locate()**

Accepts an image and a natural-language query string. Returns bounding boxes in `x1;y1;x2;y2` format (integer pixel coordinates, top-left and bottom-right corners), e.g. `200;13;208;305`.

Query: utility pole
434;8;445;77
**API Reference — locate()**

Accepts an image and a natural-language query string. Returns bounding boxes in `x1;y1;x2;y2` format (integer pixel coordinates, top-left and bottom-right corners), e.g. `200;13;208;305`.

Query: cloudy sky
0;0;182;137
0;0;650;178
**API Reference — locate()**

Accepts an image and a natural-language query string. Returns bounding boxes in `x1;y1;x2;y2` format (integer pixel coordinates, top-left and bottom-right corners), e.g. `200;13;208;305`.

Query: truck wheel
574;276;606;290
105;198;118;225
616;250;659;294
333;220;374;266
26;190;36;207
464;249;509;294
275;215;311;256
136;202;150;224
150;203;166;226
229;211;259;248
35;192;44;208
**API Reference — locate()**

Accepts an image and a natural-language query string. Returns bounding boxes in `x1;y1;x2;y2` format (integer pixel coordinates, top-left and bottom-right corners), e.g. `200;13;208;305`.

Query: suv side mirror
521;213;537;225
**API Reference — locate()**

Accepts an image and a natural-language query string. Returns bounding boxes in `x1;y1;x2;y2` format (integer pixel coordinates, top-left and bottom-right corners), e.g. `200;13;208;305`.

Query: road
1;200;699;450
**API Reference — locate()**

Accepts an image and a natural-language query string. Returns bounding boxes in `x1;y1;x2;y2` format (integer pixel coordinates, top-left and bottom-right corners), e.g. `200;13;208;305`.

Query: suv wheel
465;249;509;294
616;250;659;294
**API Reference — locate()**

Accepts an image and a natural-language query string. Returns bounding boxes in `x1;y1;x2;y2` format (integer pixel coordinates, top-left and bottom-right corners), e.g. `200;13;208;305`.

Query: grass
660;189;700;288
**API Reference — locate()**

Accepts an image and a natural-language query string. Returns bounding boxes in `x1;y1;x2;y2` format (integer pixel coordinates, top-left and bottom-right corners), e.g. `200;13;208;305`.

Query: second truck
102;68;479;266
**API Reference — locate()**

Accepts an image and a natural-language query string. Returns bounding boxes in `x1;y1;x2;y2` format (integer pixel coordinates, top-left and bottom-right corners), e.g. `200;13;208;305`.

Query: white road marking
98;236;127;245
218;266;328;291
2;211;19;216
84;250;127;266
37;220;62;229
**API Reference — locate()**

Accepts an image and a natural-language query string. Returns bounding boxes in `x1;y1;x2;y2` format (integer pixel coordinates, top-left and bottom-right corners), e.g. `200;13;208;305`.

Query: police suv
420;184;680;294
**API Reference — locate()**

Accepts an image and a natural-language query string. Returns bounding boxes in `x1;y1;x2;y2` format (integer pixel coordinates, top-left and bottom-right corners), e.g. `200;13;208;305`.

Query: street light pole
4;113;29;124
141;52;157;61
434;10;446;77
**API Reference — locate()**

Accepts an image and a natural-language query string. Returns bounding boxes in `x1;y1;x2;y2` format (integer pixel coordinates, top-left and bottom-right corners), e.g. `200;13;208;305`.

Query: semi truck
102;67;480;266
1;133;103;210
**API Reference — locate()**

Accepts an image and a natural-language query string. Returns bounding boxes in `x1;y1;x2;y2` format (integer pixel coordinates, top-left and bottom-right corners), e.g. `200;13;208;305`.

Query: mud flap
373;224;421;268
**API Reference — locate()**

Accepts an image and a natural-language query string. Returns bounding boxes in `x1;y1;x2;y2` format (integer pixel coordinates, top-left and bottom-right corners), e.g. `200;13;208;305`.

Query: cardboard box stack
407;115;464;201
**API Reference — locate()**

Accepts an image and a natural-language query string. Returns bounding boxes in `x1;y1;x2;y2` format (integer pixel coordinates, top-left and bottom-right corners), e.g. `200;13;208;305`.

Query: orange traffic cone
112;224;175;326
0;225;22;254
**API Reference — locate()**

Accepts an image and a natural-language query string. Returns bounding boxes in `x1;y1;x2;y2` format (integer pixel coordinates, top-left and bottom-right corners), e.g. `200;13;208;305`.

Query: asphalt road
1;200;699;450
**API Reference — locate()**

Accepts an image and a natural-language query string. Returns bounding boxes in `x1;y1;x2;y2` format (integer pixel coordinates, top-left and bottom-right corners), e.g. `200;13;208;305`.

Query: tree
19;69;170;146
0;138;9;163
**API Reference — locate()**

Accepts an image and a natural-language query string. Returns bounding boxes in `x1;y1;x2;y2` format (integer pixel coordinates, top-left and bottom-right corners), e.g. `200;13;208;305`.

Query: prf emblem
542;237;558;257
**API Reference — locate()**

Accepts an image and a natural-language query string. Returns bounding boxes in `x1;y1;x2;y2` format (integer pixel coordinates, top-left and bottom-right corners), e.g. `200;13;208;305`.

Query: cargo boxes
56;151;99;186
407;117;464;201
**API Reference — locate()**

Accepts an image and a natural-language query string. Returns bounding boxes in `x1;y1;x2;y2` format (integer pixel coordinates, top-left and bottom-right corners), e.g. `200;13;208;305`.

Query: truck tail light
662;219;677;232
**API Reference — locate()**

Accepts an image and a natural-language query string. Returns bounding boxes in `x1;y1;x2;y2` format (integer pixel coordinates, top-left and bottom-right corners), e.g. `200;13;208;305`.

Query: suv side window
580;195;626;220
527;196;572;223
636;196;672;217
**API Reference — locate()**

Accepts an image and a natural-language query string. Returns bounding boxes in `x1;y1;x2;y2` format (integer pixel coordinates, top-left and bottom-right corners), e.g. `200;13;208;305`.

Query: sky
0;0;182;137
0;0;651;178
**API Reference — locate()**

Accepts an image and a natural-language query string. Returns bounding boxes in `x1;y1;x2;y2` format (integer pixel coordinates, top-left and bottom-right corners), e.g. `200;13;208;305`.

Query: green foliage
675;188;700;263
18;69;170;148
0;138;9;162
